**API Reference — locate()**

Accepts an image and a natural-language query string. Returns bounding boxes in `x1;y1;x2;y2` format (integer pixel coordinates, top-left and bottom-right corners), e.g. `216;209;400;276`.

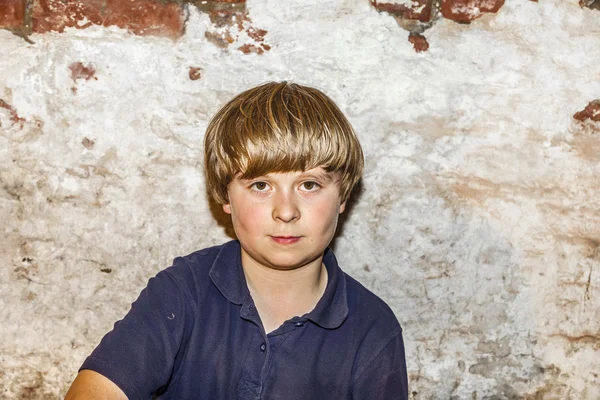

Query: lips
270;236;301;245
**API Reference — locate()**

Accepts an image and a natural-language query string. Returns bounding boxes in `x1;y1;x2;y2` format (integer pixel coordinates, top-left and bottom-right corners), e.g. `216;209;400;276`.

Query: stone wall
1;0;599;398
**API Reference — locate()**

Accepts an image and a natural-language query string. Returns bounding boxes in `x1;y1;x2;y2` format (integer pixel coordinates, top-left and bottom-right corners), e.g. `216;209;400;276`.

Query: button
260;343;266;352
294;322;304;327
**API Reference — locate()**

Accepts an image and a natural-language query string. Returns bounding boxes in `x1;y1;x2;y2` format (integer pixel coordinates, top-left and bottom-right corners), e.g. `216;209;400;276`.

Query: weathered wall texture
1;0;599;398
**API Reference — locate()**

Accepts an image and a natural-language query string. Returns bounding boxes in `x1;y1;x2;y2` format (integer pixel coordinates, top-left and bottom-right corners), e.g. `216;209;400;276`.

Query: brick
189;0;246;18
192;0;270;54
574;100;600;122
204;30;234;48
246;27;266;42
238;43;268;55
440;0;505;23
103;0;184;38
32;0;103;33
408;32;429;52
371;0;434;23
0;0;26;29
69;62;96;81
32;0;184;39
190;0;248;31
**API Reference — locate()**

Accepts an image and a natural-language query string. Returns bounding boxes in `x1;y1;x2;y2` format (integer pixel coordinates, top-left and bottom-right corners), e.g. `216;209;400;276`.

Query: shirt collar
208;240;348;329
305;248;348;329
209;240;250;305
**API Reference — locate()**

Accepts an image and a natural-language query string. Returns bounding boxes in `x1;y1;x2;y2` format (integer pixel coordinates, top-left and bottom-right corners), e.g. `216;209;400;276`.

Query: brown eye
301;181;319;191
251;182;268;191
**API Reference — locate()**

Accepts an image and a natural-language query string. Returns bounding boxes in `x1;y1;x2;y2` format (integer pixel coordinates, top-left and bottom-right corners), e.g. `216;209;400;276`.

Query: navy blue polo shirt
81;240;408;399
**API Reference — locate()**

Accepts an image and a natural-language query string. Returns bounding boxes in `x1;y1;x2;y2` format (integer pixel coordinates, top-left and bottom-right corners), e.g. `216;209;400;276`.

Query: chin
268;253;320;270
265;258;304;270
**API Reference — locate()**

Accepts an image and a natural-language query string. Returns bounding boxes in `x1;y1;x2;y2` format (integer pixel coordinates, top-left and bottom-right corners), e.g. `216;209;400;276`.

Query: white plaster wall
1;0;599;398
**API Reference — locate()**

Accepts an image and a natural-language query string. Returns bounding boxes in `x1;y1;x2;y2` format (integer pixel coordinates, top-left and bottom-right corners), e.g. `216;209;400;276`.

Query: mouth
270;236;301;245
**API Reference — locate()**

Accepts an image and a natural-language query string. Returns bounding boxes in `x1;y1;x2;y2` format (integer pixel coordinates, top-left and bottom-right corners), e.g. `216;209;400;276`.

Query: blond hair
204;81;364;204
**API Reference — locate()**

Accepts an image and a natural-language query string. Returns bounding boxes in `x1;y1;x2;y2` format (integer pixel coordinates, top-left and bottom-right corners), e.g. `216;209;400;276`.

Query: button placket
237;325;269;399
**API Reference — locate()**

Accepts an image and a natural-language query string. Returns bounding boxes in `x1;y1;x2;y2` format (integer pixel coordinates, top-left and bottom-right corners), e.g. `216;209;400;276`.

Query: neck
241;251;328;333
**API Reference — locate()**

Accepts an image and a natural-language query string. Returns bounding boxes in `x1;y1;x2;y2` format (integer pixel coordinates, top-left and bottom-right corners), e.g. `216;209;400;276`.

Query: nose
272;189;300;222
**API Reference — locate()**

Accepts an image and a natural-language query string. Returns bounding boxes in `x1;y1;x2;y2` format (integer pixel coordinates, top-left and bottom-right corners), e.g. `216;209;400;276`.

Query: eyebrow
299;170;335;182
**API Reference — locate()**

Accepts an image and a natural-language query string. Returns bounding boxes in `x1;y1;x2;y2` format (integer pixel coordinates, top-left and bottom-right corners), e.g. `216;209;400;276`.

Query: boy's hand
65;370;128;400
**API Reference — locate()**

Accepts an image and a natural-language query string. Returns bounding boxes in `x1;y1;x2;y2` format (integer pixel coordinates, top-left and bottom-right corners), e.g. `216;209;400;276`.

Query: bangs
232;116;353;180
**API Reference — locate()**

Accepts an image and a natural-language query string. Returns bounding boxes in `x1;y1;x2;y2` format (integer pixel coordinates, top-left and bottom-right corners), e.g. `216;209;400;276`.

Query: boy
66;82;408;399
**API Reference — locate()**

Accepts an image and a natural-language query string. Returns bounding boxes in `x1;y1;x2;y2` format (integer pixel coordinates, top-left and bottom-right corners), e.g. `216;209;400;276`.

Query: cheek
311;203;341;232
233;203;269;229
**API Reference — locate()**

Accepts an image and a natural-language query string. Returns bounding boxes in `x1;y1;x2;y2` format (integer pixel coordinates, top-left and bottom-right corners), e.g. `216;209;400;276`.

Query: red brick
204;30;235;48
191;0;246;18
69;62;96;81
574;100;600;122
192;0;269;54
238;43;266;55
247;27;267;42
103;0;184;38
32;0;103;33
441;0;505;23
32;0;184;39
371;0;433;23
408;32;429;52
0;0;26;29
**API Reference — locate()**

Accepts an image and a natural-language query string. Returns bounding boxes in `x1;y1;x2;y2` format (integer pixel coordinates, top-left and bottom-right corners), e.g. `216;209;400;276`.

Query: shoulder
340;273;407;391
343;272;402;333
157;242;226;308
341;271;404;373
173;242;224;271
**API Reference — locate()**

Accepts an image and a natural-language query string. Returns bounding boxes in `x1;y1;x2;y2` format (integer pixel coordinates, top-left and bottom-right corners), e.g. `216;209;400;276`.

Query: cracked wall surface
1;0;599;398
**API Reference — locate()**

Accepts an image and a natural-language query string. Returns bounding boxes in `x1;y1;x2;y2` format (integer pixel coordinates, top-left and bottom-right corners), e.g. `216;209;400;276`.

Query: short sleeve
80;266;194;399
351;330;409;400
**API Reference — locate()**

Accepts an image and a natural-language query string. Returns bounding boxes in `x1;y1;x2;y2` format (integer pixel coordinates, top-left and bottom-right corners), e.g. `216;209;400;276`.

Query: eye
250;181;270;192
300;181;320;192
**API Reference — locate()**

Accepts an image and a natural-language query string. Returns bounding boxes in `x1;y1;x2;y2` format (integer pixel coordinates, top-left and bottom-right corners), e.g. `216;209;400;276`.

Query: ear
223;203;232;215
339;201;346;214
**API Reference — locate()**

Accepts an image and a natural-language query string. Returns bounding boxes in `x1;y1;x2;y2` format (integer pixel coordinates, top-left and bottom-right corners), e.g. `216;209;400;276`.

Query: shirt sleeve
80;265;195;399
351;329;409;400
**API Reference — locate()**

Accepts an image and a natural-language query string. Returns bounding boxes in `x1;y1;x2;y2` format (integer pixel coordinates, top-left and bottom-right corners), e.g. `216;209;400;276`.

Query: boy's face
223;167;346;272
